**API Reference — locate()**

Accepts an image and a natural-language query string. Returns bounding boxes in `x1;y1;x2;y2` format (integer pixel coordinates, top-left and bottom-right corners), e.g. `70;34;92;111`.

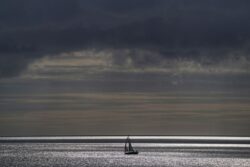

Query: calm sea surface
1;136;250;167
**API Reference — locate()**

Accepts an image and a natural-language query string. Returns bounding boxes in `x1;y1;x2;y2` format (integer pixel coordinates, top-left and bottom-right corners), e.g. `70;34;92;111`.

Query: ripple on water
1;143;250;167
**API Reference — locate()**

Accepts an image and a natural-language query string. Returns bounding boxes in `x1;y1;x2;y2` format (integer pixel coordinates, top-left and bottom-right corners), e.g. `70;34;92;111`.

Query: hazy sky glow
0;0;250;136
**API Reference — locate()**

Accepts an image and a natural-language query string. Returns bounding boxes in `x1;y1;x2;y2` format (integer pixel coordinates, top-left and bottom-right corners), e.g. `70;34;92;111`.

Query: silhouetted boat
124;136;139;155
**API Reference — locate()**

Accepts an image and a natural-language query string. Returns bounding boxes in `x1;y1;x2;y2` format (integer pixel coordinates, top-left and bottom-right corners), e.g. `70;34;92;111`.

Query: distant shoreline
1;136;250;144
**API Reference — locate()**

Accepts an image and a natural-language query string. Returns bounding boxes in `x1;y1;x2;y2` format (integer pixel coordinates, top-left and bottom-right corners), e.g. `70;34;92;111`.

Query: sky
0;0;250;136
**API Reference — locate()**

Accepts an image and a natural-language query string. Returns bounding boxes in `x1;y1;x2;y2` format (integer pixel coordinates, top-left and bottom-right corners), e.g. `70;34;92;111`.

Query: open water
1;136;250;167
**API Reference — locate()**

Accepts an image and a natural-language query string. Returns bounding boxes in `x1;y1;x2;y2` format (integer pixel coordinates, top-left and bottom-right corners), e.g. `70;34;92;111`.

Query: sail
125;136;134;152
128;140;133;151
125;137;129;152
124;142;128;152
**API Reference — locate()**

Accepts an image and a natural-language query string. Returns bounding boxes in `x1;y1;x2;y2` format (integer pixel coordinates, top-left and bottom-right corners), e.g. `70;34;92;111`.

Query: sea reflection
1;142;250;167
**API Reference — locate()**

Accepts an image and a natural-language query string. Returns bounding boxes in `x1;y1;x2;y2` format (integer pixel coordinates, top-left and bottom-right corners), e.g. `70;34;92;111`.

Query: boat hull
125;151;139;155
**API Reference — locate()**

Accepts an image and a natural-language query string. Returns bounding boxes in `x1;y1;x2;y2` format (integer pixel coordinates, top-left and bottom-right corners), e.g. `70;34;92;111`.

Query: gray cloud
1;0;250;78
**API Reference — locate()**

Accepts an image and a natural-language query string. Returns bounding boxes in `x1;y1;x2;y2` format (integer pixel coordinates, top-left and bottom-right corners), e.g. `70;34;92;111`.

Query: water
1;137;250;167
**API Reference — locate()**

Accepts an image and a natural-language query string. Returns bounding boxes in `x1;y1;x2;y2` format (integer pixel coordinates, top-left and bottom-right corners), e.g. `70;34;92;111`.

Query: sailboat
124;136;139;155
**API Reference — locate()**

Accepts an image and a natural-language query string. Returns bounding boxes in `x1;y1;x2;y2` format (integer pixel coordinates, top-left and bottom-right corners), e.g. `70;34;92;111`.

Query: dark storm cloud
1;0;250;77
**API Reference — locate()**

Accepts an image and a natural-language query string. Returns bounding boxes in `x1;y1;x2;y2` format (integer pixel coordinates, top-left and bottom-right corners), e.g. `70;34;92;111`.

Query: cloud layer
1;0;250;78
19;49;249;81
